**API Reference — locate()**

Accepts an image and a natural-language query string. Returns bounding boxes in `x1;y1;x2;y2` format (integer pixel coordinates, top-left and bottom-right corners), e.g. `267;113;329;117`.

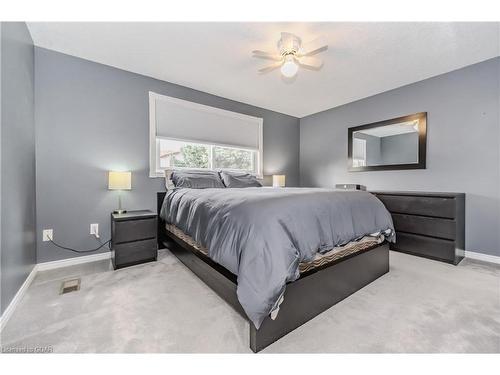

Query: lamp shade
108;171;131;190
272;175;286;188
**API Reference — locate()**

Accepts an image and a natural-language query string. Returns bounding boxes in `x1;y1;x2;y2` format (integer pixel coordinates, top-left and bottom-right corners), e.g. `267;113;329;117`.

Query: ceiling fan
252;32;328;78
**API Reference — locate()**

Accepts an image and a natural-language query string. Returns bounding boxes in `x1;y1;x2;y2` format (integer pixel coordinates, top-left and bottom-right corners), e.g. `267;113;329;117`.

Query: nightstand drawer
114;239;157;268
113;218;156;243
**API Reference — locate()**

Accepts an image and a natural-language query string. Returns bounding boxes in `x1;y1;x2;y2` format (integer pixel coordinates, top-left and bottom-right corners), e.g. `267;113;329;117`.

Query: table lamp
108;171;131;214
272;175;286;188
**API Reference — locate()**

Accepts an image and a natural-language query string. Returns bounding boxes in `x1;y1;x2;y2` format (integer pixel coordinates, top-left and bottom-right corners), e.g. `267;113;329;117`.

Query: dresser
372;191;465;265
111;210;158;269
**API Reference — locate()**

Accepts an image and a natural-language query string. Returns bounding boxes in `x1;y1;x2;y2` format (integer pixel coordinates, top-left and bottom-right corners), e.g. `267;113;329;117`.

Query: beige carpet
1;250;499;353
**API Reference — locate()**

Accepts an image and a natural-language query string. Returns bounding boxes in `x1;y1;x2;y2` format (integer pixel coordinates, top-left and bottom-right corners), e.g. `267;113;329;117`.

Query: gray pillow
171;170;225;189
164;169;175;190
220;171;262;188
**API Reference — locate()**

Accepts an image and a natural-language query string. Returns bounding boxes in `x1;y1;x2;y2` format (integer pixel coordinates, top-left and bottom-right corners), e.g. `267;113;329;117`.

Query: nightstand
111;210;158;270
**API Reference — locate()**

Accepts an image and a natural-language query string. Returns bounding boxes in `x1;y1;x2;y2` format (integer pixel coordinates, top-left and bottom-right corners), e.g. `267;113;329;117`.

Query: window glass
157;138;257;174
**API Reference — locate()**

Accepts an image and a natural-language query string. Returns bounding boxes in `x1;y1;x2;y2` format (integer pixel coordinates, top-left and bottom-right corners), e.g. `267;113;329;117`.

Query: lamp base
113;209;127;214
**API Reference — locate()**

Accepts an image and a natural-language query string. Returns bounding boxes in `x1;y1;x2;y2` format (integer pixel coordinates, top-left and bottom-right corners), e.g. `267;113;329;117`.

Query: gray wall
35;47;300;263
380;132;419;165
300;57;500;257
1;22;36;314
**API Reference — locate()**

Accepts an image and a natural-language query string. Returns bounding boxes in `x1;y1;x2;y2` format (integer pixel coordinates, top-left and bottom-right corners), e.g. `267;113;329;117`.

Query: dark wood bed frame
156;192;389;352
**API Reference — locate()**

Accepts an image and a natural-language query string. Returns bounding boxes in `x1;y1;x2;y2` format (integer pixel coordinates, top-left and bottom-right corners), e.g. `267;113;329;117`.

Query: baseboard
1;251;112;331
465;251;500;264
0;264;38;331
37;251;112;271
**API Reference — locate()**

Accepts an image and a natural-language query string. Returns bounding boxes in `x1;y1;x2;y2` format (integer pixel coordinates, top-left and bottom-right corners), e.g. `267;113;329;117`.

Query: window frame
149;92;263;178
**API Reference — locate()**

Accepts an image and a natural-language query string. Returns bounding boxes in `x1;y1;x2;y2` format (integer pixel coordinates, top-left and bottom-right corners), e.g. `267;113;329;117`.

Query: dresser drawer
391;232;456;263
114;239;157;268
377;195;456;219
113;218;156;243
392;214;456;240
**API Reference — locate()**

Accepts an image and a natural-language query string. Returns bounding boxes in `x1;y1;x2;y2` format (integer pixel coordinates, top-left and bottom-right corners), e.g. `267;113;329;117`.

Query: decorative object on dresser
272;175;286;187
111;210;158;270
108;171;132;214
335;184;366;191
372;191;465;265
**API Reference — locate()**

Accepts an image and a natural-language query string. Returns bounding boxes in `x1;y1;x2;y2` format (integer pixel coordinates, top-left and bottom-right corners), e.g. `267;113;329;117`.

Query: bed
156;186;394;352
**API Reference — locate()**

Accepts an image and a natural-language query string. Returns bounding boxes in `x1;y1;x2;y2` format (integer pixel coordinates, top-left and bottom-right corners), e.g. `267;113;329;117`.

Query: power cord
48;238;112;254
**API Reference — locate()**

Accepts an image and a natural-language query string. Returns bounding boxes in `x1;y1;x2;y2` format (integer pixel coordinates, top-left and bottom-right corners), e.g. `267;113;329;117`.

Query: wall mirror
348;112;427;172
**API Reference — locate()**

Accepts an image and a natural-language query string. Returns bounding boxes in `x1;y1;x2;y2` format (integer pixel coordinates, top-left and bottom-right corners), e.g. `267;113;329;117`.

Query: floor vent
60;278;81;294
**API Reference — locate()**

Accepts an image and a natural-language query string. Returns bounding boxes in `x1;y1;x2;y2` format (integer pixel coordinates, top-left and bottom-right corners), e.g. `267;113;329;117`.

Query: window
352;138;367;167
213;145;256;171
149;92;263;177
157;138;257;173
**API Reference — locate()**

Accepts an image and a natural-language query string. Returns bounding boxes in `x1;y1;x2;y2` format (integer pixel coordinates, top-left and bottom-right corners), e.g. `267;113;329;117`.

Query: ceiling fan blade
299;36;328;56
297;56;323;69
252;50;282;61
258;61;283;74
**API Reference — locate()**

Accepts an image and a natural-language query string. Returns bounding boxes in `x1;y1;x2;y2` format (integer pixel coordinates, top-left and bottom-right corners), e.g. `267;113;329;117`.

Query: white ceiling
356;121;418;137
27;22;500;117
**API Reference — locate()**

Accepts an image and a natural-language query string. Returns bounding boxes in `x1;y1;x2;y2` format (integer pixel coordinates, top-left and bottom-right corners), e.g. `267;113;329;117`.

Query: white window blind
149;92;263;177
152;92;262;149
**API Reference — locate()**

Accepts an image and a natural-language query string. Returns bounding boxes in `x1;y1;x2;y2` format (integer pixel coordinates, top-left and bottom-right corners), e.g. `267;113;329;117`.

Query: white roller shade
151;92;262;150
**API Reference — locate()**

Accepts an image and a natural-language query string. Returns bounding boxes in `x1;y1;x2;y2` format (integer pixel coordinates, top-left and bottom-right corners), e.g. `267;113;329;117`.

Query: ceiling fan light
280;55;298;78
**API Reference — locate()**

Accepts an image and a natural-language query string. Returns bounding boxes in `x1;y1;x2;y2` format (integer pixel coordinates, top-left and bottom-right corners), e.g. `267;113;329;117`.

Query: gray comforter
160;187;394;329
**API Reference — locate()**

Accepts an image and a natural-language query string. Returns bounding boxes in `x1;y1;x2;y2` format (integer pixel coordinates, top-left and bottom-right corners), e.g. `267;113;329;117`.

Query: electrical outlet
43;229;53;242
90;223;99;238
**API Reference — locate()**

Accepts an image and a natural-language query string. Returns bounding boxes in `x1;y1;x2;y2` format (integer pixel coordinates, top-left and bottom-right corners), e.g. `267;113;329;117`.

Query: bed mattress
165;223;385;275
